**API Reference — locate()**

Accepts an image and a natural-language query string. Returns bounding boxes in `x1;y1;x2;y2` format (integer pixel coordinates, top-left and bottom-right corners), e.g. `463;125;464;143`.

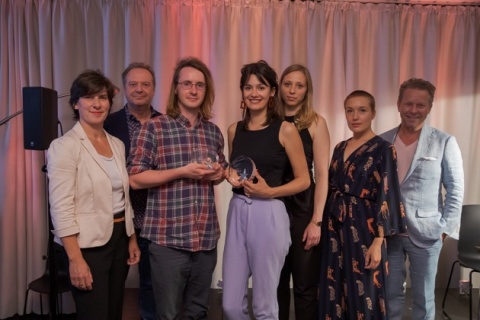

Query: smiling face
280;70;307;111
242;74;275;113
344;96;375;136
123;68;155;109
397;88;432;132
74;88;111;128
175;66;207;113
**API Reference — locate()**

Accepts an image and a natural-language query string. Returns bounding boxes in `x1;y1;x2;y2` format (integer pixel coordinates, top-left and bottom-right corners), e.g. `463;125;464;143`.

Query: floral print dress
318;136;406;320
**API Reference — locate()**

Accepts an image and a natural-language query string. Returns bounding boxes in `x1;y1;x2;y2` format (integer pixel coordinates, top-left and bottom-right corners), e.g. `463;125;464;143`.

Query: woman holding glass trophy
222;60;310;320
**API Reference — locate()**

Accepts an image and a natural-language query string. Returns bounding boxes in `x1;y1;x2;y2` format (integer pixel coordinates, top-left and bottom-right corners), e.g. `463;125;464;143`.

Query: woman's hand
365;237;383;269
226;168;244;188
61;235;93;290
69;256;93;290
302;223;321;250
243;170;273;198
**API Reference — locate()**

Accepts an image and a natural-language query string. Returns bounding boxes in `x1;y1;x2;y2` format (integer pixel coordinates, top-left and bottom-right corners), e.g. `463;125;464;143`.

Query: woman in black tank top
222;61;310;320
277;65;331;320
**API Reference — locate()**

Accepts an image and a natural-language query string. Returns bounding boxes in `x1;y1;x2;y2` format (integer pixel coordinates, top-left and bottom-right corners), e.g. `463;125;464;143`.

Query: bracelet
310;219;322;227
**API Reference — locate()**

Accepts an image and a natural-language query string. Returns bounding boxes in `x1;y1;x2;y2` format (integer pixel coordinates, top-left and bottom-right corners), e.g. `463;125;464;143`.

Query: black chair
442;204;480;320
23;242;71;316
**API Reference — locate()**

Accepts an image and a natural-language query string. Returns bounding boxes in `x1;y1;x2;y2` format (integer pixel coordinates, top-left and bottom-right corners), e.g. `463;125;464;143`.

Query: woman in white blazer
47;70;140;320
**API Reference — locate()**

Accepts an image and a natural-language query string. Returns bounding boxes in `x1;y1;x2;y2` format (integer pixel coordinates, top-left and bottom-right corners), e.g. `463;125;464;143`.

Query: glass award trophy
229;155;256;183
191;147;219;169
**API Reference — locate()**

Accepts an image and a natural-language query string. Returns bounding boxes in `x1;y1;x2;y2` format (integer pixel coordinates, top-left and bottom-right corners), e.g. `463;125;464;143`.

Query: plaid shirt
127;114;226;251
125;106;162;228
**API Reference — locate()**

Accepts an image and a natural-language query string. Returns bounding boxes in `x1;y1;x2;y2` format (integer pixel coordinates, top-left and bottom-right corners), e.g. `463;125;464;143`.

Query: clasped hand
227;169;272;198
186;162;224;181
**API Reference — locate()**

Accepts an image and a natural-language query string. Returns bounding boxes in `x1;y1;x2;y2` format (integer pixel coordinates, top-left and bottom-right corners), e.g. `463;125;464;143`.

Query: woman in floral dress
318;90;406;319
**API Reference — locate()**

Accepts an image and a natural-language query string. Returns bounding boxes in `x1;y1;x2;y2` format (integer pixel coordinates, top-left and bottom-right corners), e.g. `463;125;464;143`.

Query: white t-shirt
100;155;125;215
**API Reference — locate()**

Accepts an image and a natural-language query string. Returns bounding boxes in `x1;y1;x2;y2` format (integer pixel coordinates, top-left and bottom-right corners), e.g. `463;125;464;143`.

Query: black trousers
65;221;129;320
277;217;321;320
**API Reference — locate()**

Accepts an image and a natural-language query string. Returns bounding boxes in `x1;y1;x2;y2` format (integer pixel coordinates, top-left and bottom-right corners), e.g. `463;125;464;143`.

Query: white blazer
47;122;135;248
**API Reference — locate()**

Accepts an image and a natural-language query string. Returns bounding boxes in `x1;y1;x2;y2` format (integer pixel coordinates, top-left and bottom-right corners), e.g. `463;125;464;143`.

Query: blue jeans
136;229;155;320
387;235;442;320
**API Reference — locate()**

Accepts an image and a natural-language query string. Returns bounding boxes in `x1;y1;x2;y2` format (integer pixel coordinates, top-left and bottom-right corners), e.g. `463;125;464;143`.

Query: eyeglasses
178;81;206;91
127;81;152;89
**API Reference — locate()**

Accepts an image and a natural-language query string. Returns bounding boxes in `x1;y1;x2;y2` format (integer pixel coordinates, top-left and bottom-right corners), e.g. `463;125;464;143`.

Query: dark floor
8;288;478;319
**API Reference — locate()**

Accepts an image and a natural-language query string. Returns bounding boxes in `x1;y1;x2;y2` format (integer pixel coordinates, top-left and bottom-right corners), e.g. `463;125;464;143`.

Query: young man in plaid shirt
128;57;226;320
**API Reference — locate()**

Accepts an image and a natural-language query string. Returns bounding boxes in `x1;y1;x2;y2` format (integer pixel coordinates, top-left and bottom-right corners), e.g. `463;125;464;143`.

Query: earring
240;101;246;109
268;97;274;109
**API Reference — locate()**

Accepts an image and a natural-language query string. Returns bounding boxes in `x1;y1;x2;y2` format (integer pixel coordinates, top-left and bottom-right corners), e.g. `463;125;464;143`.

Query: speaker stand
42;164;59;320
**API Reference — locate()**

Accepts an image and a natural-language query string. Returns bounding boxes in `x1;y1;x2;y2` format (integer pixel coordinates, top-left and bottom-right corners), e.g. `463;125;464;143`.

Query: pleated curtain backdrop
0;0;479;317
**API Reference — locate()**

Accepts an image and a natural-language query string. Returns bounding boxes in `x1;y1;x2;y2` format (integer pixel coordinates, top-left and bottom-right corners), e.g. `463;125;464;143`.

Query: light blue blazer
47;122;135;248
381;124;464;248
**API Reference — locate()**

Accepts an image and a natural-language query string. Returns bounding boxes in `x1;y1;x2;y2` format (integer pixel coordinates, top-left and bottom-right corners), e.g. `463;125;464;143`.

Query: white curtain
1;0;479;317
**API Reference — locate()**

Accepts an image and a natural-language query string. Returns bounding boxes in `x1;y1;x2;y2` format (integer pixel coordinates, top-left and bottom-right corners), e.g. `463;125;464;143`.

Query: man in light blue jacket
381;78;464;320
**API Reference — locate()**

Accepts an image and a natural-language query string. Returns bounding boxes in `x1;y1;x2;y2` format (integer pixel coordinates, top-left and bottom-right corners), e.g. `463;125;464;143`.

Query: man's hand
184;162;215;180
202;163;225;182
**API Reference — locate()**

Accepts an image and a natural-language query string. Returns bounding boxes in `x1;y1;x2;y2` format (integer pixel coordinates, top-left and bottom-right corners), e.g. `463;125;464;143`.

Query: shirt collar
124;105;161;122
176;113;204;129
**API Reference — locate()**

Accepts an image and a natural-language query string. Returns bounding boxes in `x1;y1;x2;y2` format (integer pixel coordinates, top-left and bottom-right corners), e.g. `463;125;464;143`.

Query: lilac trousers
222;194;291;320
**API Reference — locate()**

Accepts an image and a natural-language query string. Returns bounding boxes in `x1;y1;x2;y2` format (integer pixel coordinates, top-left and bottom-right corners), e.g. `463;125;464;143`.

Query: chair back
45;242;69;278
457;204;480;271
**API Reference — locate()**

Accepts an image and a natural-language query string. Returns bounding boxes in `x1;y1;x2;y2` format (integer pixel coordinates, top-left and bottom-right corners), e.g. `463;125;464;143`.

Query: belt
113;211;125;223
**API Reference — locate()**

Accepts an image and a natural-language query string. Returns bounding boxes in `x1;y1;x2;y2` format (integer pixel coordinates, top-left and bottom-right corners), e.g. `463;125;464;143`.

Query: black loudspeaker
23;87;58;150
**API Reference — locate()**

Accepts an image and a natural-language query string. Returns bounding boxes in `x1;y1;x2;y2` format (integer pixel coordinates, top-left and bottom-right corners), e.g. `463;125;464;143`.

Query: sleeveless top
231;118;288;198
283;116;315;218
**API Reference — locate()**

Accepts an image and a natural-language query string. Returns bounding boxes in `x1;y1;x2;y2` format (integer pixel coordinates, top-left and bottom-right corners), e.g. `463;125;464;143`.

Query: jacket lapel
73;122;110;176
403;124;435;182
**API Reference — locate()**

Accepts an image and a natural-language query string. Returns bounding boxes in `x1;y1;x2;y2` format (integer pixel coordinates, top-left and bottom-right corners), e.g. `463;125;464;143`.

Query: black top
231;118;288;198
283;116;315;219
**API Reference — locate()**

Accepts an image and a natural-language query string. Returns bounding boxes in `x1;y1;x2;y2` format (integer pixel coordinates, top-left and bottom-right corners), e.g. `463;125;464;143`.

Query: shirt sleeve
440;135;464;237
374;143;407;237
128;120;158;175
214;125;228;169
47;136;81;238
